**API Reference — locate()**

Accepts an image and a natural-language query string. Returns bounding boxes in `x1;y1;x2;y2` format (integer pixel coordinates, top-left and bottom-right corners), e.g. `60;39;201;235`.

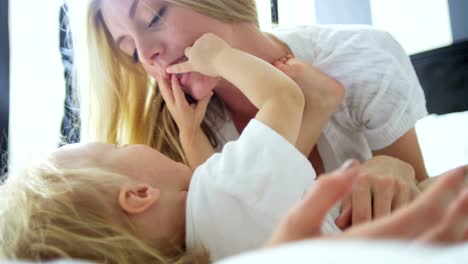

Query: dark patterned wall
0;0;9;176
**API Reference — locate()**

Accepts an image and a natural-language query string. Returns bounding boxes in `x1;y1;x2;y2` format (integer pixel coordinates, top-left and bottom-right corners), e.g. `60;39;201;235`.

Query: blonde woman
69;0;430;229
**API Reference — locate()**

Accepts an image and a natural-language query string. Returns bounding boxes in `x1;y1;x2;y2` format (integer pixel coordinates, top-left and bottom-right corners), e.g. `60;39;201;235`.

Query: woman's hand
167;33;231;77
268;163;468;247
268;160;360;246
335;155;421;229
157;74;212;135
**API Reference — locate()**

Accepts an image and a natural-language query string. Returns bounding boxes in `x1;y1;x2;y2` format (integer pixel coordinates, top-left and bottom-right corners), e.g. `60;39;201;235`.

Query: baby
0;33;343;262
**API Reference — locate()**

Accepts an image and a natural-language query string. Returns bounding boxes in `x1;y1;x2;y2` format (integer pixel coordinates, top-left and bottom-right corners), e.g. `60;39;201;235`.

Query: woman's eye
148;6;166;28
133;49;139;63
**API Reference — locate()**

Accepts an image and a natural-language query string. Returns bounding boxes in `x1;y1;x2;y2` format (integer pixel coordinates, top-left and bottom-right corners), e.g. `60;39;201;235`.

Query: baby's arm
168;33;305;145
274;56;345;156
157;75;215;169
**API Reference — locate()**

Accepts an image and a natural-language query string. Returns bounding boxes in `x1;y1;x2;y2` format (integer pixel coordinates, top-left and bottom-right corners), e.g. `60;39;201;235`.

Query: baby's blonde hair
68;0;259;164
0;156;209;263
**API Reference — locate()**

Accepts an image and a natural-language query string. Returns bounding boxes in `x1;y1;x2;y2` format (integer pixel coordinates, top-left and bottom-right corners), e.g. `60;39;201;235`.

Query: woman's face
100;0;232;100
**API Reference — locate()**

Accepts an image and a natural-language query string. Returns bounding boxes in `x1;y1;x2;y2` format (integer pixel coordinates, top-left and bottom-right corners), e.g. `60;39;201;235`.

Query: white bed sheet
416;111;468;176
218;240;468;264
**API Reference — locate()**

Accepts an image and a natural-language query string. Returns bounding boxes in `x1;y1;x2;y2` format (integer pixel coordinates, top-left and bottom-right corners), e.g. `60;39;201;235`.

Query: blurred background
0;0;467;179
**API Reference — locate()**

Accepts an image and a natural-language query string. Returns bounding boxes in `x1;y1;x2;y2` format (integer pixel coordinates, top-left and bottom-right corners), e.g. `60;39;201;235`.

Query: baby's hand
157;74;212;135
167;33;231;77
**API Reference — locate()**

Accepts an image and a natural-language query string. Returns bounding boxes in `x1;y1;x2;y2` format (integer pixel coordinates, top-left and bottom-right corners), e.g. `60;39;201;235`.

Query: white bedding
2;241;465;264
218;240;468;264
416;111;468;176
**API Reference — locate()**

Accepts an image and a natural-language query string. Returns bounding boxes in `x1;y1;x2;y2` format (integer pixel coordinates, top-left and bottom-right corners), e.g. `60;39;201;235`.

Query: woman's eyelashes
132;6;167;64
148;6;167;28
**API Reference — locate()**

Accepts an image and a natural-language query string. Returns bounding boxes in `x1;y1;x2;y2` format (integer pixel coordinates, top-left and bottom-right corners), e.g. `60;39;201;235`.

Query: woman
68;0;428;228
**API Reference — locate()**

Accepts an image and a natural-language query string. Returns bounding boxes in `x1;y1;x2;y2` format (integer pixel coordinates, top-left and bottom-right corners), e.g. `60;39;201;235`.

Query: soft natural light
370;0;453;54
255;0;273;31
9;0;65;172
278;0;316;27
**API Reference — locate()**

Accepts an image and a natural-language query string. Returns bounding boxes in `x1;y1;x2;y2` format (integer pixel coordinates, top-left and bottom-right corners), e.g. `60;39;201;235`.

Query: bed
411;40;468;176
218;240;468;264
416;111;468;176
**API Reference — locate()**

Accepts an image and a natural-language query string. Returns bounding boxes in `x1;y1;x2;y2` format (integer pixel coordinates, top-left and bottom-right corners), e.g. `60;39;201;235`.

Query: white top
186;119;340;261
215;24;428;177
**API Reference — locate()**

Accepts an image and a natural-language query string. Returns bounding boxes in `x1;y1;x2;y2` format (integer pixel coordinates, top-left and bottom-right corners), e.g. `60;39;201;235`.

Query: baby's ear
118;183;160;214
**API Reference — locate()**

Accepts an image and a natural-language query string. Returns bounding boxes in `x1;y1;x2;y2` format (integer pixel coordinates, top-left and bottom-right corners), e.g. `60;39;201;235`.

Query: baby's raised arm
167;33;305;145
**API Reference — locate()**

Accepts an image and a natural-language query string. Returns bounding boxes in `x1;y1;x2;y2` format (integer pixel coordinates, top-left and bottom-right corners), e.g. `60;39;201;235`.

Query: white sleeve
319;28;428;150
186;119;316;260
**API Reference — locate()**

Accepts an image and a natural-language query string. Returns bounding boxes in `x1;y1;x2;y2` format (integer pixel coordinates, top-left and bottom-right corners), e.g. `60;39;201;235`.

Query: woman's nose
137;40;163;67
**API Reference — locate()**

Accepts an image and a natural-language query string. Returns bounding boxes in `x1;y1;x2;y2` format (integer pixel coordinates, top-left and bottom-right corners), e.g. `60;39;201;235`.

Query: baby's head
0;143;206;263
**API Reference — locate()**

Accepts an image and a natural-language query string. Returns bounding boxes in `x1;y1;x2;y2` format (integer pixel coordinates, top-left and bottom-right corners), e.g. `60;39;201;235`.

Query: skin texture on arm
335;155;422;229
373;128;429;182
336;128;429;229
179;127;216;169
168;33;305;146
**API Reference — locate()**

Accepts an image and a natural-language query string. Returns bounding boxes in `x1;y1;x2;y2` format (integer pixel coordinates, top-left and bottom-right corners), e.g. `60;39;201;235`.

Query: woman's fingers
372;178;394;219
352;175;372;226
341;166;467;241
392;180;411;211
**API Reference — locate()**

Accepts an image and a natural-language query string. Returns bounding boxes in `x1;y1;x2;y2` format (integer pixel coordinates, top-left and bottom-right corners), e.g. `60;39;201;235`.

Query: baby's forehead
52;143;113;167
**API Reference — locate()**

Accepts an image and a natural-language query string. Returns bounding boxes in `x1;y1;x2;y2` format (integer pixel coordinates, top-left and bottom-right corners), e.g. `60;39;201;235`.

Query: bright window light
370;0;453;54
9;0;65;172
278;0;316;27
256;0;273;31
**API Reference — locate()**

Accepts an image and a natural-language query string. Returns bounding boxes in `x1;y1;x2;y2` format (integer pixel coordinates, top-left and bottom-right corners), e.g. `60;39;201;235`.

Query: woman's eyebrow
114;0;140;47
129;0;140;19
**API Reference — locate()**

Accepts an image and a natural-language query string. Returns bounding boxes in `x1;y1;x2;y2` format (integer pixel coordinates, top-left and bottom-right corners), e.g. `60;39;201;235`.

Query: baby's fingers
157;76;175;106
167;60;194;74
171;75;189;108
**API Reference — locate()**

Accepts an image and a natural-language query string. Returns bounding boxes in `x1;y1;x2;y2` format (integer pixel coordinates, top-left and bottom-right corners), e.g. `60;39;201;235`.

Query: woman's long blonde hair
68;0;259;163
0;157;209;263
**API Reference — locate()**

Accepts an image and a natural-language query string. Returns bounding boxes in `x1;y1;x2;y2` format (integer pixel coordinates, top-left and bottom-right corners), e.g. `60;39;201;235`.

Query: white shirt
186;119;339;261
215;25;427;184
